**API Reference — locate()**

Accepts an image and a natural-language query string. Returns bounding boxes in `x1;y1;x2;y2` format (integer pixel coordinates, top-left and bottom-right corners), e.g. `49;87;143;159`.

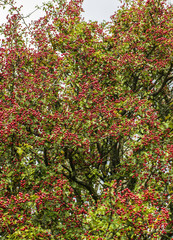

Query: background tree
0;0;172;239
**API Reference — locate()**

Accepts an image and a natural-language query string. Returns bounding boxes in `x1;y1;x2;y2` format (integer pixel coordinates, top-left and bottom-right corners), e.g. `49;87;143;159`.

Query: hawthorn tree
0;0;173;239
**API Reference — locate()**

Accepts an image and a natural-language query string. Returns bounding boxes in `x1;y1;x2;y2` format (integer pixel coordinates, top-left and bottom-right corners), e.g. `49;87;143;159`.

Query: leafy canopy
0;0;173;239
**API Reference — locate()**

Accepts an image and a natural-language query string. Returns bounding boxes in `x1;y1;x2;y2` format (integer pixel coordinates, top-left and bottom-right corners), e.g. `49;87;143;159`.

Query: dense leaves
0;0;173;239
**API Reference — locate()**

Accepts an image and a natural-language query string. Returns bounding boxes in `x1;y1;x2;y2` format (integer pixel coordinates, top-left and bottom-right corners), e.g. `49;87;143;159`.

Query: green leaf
16;147;24;156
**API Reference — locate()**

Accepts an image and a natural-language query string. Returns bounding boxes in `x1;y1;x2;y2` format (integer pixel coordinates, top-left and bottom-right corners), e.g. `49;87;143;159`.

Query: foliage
0;0;173;239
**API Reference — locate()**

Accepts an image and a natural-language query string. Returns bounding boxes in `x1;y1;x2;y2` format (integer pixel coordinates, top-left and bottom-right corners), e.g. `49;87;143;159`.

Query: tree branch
151;63;173;97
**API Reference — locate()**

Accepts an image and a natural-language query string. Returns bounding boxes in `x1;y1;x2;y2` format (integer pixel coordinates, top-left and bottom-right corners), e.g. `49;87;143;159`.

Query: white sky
0;0;121;25
1;0;173;25
0;0;172;36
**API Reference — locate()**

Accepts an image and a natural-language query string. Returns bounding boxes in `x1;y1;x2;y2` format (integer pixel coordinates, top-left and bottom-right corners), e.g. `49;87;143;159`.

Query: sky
1;0;173;25
0;0;121;25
